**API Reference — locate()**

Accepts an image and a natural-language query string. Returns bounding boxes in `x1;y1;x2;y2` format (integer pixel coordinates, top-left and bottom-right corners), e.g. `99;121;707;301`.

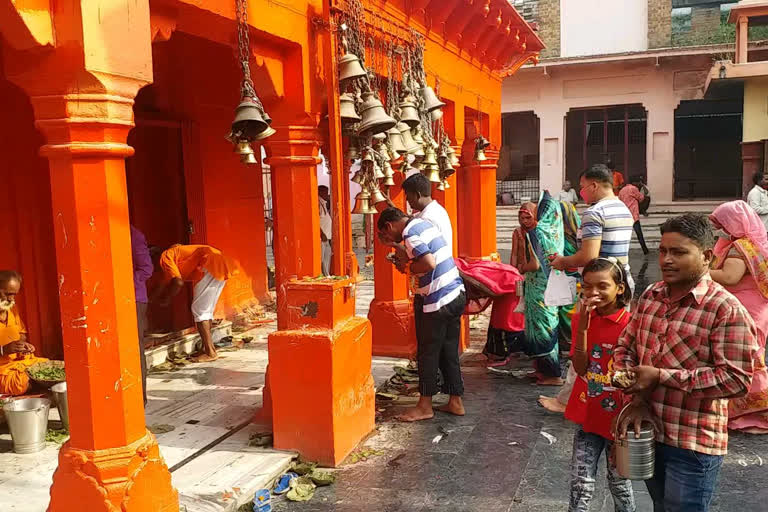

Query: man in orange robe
0;271;47;395
155;245;235;362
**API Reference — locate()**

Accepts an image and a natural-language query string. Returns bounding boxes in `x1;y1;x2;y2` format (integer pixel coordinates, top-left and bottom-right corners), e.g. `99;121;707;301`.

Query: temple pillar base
368;298;417;359
48;432;178;512
269;278;374;467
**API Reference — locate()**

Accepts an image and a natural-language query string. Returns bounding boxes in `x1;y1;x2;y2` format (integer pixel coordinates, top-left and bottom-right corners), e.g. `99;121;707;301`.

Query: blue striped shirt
578;198;634;266
403;218;464;313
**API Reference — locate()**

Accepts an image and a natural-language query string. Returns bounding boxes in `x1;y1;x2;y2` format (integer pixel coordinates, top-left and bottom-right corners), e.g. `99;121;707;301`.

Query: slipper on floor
273;472;298;495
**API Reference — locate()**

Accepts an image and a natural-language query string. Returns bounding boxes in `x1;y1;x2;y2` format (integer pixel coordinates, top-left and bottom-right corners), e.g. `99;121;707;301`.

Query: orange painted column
368;166;417;358
264;126;323;328
34;93;177;511
458;148;500;261
269;277;374;466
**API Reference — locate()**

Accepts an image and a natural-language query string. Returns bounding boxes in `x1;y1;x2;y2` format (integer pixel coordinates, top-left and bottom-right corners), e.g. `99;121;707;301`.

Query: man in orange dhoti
0;271;47;395
154;245;235;362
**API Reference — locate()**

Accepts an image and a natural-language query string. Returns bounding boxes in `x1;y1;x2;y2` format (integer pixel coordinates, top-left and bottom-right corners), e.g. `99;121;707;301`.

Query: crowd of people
379;163;768;512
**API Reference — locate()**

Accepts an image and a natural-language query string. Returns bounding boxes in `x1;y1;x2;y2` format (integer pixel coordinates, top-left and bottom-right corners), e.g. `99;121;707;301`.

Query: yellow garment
160;245;235;283
0;307;46;396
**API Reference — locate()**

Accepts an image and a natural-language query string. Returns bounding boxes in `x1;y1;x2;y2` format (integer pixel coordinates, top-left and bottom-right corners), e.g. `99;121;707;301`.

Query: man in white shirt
556;180;579;204
746;171;768;234
401;173;453;255
318;185;332;276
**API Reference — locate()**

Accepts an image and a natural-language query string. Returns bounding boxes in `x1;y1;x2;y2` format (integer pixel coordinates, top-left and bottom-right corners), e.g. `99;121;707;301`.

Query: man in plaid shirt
614;214;758;512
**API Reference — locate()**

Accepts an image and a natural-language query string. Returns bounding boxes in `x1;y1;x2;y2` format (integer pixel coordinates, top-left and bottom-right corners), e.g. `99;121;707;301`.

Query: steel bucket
2;398;51;454
51;382;69;431
614;403;655;480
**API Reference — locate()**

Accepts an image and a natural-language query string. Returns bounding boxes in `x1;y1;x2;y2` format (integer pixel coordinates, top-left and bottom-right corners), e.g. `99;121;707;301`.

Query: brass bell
419;86;446;113
398;95;421;128
339;52;368;83
474;147;487;162
346;144;360;162
383;173;395;187
369;184;387;205
430;109;444;122
373;131;387;142
373;160;385;179
387;126;407;155
351;171;365;185
351;190;372;214
231;97;271;140
442;164;456;178
362;147;375;162
476;135;491;150
413;144;426;158
423;147;438;166
240;152;258;165
253;125;277;141
398;122;421;154
358;92;397;137
446;146;460;167
436;180;446;191
412;128;425;146
340;92;360;123
442;179;451;190
234;140;255;156
423;165;441;183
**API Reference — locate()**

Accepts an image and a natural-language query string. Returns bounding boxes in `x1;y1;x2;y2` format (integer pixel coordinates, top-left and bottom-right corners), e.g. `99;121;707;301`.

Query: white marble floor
0;281;404;512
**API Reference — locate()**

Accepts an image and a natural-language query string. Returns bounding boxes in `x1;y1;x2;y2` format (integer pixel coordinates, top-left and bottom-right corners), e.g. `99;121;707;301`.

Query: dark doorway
674;99;743;199
126;118;193;333
498;112;540;204
565;105;647;185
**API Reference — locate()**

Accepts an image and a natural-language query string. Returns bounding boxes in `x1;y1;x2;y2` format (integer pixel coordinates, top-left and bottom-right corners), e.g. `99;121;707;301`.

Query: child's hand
577;296;600;330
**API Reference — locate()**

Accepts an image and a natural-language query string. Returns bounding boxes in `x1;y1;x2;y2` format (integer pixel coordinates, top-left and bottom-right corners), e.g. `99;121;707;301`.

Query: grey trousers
136;301;148;406
321;240;332;276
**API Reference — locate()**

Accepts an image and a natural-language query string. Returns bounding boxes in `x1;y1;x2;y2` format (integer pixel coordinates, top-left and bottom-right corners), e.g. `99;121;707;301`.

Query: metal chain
385;41;396;114
235;0;261;105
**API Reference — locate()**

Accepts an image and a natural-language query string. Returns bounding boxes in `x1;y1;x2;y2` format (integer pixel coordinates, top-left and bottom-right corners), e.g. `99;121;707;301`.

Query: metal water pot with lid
614;402;656;480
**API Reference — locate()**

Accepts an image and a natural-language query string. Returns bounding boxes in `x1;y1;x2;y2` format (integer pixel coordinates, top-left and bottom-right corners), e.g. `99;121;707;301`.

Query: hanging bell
446;146;460;167
372;131;387;142
398;122;421;154
423;165;441;183
351;171;365;185
339;52;368;83
413;144;426;158
382;174;395;187
240;152;258;165
398;95;421;128
474;147;487;162
442;179;451;189
419;86;446;113
369;184;387;205
476;135;491;150
387;126;408;155
346;144;360;162
234;140;255;157
231;97;272;140
340;92;360;123
442;164;456;178
373;160;385;179
351;190;371;215
423;147;438;166
253;125;276;141
382;160;395;186
412;127;425;147
430;109;444;122
436;180;446;191
358;92;397;137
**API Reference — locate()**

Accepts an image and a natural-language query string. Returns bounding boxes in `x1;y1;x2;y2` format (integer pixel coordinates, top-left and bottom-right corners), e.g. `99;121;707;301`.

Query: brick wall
648;0;672;49
512;0;538;24
690;5;721;34
534;0;560;58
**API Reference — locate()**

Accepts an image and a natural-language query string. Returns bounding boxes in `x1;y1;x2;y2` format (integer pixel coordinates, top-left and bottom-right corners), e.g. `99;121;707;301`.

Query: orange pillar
458;148;500;261
265;126;323;328
34;93;177;511
368;165;417;358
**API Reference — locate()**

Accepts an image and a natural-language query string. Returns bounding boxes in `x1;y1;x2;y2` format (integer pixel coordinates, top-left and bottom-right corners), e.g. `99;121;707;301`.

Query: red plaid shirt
615;275;758;455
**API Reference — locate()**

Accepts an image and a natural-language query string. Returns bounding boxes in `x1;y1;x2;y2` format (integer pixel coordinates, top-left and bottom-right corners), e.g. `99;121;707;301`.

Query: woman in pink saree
710;200;768;433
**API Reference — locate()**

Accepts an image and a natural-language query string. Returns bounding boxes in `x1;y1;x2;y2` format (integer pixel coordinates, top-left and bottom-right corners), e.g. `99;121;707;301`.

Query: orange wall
0;71;62;358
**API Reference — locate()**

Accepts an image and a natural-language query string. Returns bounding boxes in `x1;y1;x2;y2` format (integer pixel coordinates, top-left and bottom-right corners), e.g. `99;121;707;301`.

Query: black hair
377;207;408;231
0;270;22;288
318;185;329;191
660;213;715;250
579;163;613;185
753;171;764;186
582;258;631;309
401;173;432;198
630;175;643;185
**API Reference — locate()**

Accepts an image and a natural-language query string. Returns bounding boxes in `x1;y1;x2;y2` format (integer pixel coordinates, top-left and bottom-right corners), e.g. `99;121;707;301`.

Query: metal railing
496;179;540;205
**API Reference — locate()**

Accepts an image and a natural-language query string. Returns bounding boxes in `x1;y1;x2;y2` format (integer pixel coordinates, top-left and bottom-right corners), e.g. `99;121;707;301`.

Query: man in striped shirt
551;163;635;293
378;207;466;422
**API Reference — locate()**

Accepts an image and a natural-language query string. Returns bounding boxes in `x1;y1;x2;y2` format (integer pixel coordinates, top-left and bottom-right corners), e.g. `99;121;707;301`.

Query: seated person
0;271;47;395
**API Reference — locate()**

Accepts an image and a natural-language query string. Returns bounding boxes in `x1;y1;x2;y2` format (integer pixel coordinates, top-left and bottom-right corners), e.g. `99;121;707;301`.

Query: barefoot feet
396;396;435;422
435;396;465;416
538;395;566;413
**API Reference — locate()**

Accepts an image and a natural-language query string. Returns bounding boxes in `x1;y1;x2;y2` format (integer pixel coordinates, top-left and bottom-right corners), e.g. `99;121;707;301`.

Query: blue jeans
646;443;723;512
570;427;636;512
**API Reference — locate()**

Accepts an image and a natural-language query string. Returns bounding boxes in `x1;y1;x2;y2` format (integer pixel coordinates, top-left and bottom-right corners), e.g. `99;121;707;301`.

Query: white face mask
0;299;15;311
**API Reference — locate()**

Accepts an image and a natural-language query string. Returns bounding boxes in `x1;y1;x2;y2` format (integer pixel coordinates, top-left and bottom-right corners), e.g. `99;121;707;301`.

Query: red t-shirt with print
565;308;630;440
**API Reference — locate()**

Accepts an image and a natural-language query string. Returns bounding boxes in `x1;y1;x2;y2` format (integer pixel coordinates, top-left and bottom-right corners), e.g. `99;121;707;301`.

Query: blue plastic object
252;489;271;512
273;471;298;495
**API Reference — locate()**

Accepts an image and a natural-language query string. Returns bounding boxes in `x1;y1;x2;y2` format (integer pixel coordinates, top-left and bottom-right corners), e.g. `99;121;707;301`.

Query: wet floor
273;251;768;511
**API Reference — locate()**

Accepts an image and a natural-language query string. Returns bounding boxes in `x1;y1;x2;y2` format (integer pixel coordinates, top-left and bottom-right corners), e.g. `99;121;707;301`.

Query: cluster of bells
229;96;276;164
339;45;464;210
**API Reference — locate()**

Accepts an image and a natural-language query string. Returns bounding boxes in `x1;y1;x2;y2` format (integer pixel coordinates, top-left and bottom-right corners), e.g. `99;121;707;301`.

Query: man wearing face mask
0;270;48;395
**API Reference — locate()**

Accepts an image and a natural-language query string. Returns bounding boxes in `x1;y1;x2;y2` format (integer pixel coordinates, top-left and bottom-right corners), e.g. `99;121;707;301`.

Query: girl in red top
565;257;635;512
